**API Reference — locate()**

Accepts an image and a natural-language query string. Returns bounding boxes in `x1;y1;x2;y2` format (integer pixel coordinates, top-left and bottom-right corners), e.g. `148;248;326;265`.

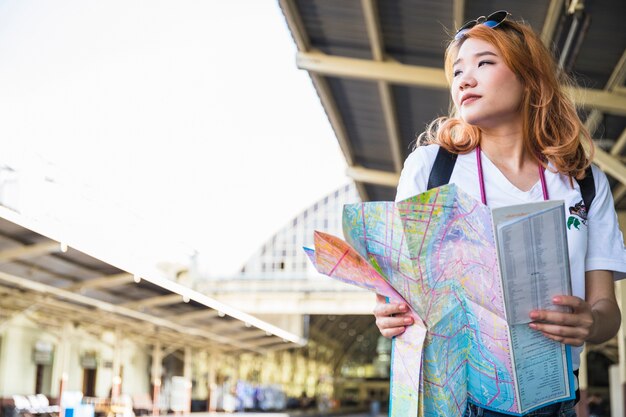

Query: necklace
476;145;549;205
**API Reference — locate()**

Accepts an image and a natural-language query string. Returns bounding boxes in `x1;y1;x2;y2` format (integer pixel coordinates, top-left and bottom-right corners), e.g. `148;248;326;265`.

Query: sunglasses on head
454;10;510;41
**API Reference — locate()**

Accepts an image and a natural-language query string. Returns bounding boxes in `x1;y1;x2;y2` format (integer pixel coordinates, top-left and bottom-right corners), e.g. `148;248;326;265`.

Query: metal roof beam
361;0;384;62
594;147;626;186
206;319;247;334
0;271;272;353
541;0;565;46
278;0;310;51
586;49;626;140
298;51;626;116
452;0;465;30
0;241;60;264
240;336;286;348
0;305;39;332
378;84;404;172
169;309;220;322
605;48;626;89
297;51;448;89
309;73;370;200
607;49;626;154
66;273;134;292
583;48;626;202
362;0;404;173
309;74;357;167
226;328;269;341
0;284;212;350
611;128;626;157
280;0;374;200
120;293;184;309
346;166;399;187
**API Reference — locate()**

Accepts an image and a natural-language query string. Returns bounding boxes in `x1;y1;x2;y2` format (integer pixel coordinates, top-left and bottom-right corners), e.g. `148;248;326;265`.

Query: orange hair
419;19;594;180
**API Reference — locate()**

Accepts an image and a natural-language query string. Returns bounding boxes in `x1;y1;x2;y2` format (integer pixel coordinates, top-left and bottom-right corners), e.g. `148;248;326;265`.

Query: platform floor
161;412;385;417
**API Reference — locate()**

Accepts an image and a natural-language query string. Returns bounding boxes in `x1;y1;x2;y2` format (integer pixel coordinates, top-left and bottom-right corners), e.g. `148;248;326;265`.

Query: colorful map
306;184;574;417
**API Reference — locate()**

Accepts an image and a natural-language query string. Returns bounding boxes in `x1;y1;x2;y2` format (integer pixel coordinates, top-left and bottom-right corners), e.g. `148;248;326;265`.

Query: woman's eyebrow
453;51;498;66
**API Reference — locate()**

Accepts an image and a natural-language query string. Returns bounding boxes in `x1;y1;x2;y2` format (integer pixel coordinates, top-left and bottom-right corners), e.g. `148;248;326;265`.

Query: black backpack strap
427;146;458;190
427;147;595;211
575;166;595;212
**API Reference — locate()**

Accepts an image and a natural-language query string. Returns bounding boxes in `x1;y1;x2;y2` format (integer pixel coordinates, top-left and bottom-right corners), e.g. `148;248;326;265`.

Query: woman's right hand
374;294;414;338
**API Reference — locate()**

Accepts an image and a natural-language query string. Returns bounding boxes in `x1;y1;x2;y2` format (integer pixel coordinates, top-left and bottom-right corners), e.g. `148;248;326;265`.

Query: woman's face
451;38;525;129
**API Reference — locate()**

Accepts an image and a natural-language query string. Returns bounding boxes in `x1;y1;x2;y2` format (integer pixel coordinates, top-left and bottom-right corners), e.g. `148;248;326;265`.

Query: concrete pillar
610;364;624;417
183;346;192;414
54;322;73;417
207;354;217;412
616;280;626;414
151;342;162;416
111;328;122;401
576;345;589;417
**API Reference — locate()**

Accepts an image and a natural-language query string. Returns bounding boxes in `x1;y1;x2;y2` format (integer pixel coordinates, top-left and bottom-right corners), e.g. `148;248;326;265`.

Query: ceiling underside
279;0;626;203
278;0;625;368
0;207;305;354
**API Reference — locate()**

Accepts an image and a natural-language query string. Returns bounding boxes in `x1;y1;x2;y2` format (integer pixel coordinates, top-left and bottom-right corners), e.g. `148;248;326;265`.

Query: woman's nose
458;73;476;90
459;75;476;90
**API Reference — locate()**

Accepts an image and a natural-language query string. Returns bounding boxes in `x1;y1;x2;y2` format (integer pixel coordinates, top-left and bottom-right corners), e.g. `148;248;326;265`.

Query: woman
373;11;626;417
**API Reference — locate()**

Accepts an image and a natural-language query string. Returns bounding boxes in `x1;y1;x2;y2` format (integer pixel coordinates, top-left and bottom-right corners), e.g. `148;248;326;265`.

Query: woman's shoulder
589;164;609;187
396;144;441;202
404;143;441;166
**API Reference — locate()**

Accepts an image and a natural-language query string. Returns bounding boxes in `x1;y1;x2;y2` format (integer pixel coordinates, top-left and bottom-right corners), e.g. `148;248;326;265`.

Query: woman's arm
529;270;621;346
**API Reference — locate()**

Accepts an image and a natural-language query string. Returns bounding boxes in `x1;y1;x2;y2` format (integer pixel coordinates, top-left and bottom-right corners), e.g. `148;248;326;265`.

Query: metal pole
112;328;122;402
183;346;192;415
577;345;589;417
617;281;626;415
57;322;72;417
151;341;162;416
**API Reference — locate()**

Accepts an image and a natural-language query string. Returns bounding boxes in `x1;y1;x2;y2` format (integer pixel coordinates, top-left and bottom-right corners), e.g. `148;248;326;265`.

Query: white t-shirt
396;144;626;369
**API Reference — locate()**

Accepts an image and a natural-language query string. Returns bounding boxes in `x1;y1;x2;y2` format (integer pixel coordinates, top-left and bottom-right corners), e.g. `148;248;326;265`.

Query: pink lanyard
476;145;549;205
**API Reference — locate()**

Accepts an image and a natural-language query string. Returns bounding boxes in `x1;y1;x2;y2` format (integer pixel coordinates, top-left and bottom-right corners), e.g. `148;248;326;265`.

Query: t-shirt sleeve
585;165;626;280
395;145;439;202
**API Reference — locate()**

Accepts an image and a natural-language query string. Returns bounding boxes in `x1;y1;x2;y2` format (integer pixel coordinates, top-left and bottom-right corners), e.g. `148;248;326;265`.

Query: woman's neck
478;129;542;192
479;129;532;172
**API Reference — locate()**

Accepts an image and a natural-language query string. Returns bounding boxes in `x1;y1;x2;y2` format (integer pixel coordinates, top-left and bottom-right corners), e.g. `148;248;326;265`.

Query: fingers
375;293;387;304
528;296;594;347
528;322;588;346
529;310;590;327
375;314;414;337
378;324;409;339
551;295;586;310
374;294;413;339
373;302;410;318
374;294;410;316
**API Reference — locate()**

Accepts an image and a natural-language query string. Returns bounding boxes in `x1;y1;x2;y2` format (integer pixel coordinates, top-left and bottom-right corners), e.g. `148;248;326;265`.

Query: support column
617;280;626;415
207;354;217;412
151;342;162;416
183;346;192;415
111;328;123;402
55;322;73;417
577;345;589;417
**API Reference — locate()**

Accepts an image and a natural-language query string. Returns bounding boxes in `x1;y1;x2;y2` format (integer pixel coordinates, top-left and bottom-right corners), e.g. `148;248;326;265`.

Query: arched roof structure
240;182;359;278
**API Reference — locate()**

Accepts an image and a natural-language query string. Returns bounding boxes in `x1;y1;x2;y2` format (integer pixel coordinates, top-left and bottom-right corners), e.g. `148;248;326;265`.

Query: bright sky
0;1;349;277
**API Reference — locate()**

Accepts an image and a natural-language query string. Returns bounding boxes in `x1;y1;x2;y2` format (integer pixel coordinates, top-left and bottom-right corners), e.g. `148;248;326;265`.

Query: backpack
426;147;596;211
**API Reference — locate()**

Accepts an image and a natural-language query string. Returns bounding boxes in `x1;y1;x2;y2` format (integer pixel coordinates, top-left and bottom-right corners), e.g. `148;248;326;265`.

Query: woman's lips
461;95;480;105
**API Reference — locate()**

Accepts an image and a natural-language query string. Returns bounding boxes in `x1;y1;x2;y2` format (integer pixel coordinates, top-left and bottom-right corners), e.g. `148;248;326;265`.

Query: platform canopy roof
279;0;626;203
0;205;306;354
276;0;626;366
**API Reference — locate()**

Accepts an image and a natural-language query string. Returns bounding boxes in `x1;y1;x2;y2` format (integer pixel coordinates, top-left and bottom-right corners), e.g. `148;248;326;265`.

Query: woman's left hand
528;295;596;347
